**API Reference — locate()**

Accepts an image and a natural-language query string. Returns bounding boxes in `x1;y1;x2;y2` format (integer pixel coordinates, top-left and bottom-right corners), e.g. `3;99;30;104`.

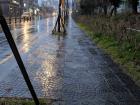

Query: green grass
77;22;140;86
0;98;53;105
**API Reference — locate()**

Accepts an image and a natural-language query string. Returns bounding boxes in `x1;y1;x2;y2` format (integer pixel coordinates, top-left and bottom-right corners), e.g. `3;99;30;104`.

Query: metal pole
0;5;40;105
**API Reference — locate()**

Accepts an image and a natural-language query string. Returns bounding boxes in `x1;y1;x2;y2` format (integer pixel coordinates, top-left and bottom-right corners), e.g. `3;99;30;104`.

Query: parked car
22;12;32;20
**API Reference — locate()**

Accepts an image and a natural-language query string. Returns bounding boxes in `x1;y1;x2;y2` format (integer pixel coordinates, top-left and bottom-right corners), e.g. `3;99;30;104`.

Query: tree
80;0;96;15
52;0;66;33
128;0;139;14
109;0;121;16
103;0;109;15
79;0;121;16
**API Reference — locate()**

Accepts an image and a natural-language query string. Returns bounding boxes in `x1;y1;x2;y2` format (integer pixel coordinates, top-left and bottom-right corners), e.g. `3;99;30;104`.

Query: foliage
78;0;139;15
128;0;139;13
0;98;52;105
80;0;96;15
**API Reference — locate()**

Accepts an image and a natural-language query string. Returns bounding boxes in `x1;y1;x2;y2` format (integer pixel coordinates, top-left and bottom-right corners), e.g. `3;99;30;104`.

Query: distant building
23;0;31;11
0;0;39;17
0;0;21;17
23;0;39;15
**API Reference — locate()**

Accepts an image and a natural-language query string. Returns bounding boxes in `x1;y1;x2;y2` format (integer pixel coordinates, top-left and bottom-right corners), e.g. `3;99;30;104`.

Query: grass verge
0;98;54;105
75;17;140;86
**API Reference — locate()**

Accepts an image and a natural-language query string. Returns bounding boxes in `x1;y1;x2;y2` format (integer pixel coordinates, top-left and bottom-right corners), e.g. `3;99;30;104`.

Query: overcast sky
38;0;72;6
38;0;43;6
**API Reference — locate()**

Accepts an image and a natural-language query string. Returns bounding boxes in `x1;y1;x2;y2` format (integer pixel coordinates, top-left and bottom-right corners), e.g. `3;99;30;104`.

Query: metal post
0;5;40;105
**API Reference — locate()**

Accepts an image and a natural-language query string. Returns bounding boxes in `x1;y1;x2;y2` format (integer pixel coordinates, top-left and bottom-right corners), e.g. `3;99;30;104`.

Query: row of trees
79;0;139;15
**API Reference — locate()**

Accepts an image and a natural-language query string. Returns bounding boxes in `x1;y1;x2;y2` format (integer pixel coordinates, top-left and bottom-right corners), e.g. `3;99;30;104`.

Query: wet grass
75;16;140;86
0;98;54;105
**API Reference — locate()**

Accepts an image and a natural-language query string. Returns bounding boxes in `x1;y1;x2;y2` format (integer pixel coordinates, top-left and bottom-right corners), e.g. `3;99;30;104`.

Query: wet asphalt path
0;16;140;105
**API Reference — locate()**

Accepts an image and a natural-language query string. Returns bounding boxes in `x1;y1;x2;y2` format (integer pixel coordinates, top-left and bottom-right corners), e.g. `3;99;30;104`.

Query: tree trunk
110;6;117;16
58;0;62;32
52;0;66;33
103;5;107;15
132;5;138;14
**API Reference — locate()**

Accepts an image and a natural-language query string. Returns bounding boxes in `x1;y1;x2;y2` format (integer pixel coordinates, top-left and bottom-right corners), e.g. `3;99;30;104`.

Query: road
0;16;61;98
0;16;140;105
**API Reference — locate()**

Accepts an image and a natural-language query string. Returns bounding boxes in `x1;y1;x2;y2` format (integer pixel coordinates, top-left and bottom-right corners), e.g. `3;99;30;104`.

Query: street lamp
24;3;26;7
12;0;19;5
34;9;37;15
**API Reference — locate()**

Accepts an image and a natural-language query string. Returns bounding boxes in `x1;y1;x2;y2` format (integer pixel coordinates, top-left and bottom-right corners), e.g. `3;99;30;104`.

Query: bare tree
109;0;121;16
53;0;67;33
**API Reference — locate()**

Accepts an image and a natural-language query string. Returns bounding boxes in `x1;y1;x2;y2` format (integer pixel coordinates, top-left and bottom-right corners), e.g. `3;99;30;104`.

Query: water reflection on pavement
0;16;140;105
